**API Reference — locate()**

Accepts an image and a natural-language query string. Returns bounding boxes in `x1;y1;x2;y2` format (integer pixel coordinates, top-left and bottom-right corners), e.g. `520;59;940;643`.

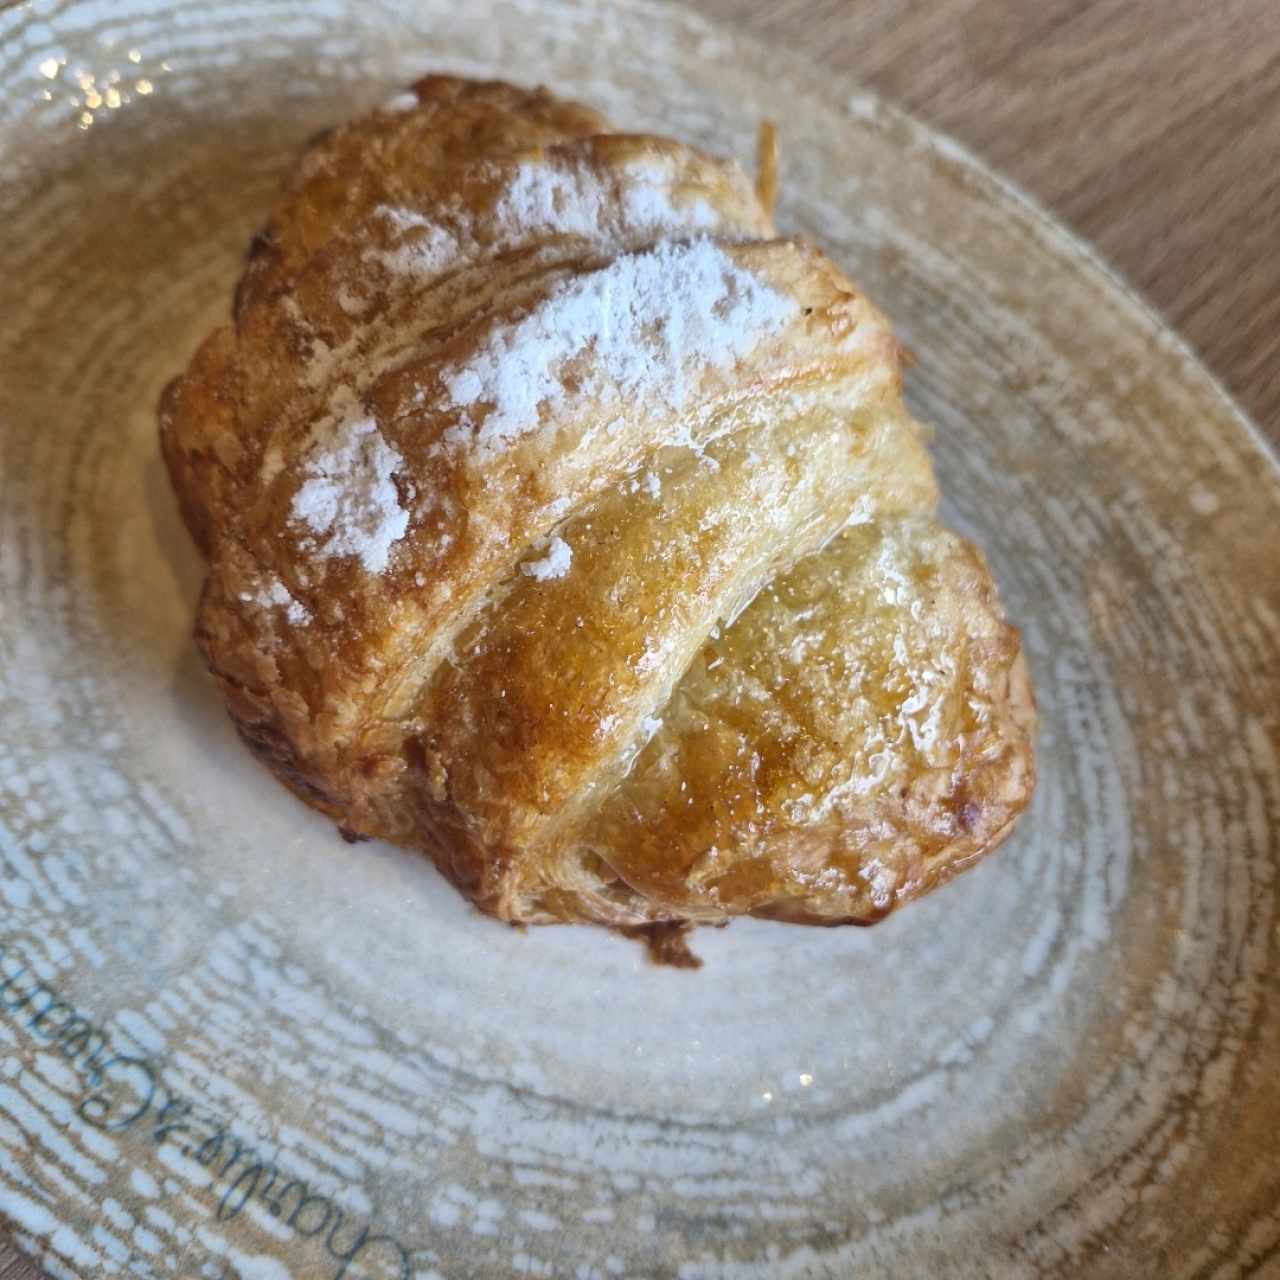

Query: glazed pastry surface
161;75;1036;927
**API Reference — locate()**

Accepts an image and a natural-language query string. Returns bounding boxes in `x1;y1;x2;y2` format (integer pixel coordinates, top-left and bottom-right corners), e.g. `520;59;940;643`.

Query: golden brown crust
552;520;1037;925
161;75;1036;929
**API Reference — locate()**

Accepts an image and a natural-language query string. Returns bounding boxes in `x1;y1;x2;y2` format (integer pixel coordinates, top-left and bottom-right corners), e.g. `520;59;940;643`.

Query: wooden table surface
2;2;1277;1277
701;0;1280;445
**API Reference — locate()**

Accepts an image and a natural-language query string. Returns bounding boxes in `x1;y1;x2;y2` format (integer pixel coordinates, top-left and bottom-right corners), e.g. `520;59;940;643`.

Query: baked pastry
161;75;1035;930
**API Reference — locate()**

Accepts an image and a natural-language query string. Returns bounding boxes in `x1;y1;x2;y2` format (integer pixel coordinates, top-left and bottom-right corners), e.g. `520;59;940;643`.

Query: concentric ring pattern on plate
1;1;1278;1277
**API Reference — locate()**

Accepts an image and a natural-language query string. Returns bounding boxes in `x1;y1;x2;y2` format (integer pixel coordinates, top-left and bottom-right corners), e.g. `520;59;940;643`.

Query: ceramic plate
2;1;1278;1277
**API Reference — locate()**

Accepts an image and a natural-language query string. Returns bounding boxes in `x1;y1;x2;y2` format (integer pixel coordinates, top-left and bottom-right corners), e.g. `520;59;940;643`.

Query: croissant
161;75;1035;930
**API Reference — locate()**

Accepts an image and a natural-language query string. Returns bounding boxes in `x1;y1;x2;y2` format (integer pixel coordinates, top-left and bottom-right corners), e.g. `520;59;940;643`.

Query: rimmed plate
1;1;1278;1277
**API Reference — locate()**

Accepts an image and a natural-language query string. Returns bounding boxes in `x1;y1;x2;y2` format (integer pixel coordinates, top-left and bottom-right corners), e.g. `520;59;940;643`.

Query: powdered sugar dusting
440;239;794;458
359;155;725;295
363;216;462;283
618;168;719;233
289;387;409;574
627;470;662;499
239;578;311;626
493;162;607;242
374;206;437;236
335;283;370;317
381;90;419;113
520;536;573;581
493;157;719;245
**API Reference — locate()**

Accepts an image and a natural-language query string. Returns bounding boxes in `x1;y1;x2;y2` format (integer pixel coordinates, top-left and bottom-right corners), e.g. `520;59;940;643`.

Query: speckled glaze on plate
1;2;1278;1278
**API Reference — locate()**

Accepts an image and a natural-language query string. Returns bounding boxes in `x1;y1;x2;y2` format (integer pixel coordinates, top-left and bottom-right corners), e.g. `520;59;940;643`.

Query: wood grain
695;0;1280;444
1;2;1275;1277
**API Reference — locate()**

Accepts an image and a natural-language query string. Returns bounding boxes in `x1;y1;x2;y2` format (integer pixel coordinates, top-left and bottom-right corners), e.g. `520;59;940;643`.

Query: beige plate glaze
2;2;1279;1278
